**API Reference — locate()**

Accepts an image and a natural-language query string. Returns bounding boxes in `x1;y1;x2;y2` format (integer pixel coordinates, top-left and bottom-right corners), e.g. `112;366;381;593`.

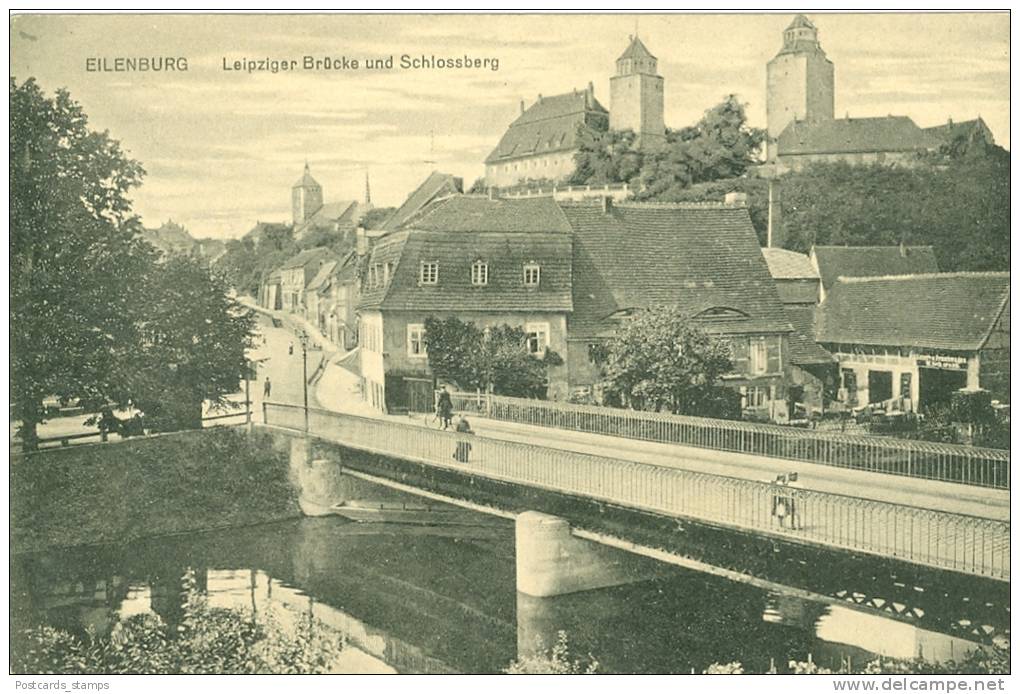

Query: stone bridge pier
288;437;406;515
515;511;659;598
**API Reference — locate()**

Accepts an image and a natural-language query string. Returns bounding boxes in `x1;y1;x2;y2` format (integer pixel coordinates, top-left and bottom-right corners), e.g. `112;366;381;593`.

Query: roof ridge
837;271;1009;283
813;244;934;250
560;200;743;210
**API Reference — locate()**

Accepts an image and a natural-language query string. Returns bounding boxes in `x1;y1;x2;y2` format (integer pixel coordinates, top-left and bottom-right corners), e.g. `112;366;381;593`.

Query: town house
562;198;794;420
357;195;574;412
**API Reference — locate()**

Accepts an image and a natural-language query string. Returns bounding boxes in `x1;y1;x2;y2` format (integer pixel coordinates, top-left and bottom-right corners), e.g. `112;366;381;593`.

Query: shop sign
917;354;967;370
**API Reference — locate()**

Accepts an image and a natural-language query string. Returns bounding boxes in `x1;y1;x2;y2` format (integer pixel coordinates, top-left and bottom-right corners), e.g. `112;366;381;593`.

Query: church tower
291;162;323;226
766;15;835;160
610;35;665;147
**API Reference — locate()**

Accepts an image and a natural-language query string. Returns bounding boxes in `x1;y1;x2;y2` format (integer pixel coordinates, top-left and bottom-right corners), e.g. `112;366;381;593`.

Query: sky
10;12;1010;240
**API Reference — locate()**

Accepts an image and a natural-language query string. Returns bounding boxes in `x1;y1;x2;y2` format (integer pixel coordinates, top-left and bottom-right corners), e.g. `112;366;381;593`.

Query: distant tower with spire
291;162;323;226
609;34;665;148
364;170;372;206
766;15;835;161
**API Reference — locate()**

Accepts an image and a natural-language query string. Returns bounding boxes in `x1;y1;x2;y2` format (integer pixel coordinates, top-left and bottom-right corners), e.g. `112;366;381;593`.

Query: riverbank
11;426;300;555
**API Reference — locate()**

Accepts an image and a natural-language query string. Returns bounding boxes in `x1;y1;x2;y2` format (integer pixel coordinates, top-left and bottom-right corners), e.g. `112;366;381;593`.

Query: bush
505;631;599;674
11;570;345;674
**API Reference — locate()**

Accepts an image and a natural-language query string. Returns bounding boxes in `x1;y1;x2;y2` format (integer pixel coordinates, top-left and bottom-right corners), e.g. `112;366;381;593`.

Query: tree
423;316;560;397
360;206;396;230
127;256;256;431
10;78;256;446
10;77;154;448
777;159;1009;271
599;307;737;416
568;95;764;196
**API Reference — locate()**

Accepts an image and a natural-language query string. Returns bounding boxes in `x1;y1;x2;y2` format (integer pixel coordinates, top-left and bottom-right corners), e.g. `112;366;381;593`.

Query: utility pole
300;331;310;433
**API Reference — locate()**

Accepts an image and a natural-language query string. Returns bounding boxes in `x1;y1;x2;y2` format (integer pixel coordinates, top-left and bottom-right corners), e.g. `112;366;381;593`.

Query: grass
11;427;299;555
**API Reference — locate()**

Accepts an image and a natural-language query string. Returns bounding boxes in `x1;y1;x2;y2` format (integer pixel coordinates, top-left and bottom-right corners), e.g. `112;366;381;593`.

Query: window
471;260;488;286
525;322;550;356
523;262;541;287
419;261;438;285
744;386;768;409
750;338;768;375
383;262;394;285
407;323;426;358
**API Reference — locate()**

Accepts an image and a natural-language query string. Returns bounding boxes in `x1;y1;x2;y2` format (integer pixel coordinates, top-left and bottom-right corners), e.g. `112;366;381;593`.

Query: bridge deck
264;404;1009;582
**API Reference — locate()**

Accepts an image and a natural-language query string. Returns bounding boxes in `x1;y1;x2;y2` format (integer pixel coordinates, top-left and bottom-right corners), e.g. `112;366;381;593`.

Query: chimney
537;93;543;102
724;191;748;206
356;226;368;257
601;196;613;214
520;99;525;115
586;81;594;108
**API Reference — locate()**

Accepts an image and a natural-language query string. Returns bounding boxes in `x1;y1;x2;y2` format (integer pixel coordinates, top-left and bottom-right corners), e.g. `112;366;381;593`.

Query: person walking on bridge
453;415;474;463
263;376;272;399
436;387;454;430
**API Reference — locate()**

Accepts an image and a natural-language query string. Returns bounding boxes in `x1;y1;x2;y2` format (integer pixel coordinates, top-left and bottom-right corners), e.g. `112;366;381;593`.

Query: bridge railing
264;402;1009;581
447;392;1010;490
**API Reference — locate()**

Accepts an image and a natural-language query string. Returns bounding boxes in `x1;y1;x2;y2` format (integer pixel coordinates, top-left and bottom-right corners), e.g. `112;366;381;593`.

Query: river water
11;517;984;674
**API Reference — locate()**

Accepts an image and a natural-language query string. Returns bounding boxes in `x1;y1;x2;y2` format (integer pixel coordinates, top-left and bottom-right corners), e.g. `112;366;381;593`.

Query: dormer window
383;261;394;285
471;260;488;286
523;262;540;287
420;261;438;285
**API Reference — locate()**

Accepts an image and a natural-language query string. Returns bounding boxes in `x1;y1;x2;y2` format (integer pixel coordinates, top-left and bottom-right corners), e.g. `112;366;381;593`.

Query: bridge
262;401;1009;586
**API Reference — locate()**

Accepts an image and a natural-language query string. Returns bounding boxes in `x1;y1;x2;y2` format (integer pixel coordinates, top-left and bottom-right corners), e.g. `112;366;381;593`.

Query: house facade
815;272;1010;411
761;248;835;416
562;199;794;420
357;196;574;412
278;247;335;314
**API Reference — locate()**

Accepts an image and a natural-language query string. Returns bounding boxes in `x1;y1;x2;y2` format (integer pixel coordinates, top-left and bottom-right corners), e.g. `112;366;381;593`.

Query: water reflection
11;517;985;673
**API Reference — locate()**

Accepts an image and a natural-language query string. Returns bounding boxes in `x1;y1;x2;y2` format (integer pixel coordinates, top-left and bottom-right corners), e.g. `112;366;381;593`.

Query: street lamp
299;330;310;432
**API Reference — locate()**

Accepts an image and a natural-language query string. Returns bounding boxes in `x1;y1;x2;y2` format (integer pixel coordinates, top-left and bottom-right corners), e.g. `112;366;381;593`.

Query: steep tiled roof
923;118;995;147
784;305;833;365
279;246;333;271
306;260;338;292
380;171;464;232
295;200;361;237
293;163;319;189
777;116;935;156
762;248;818;280
562;202;793;339
485;89;608;164
357;229;572;313
404;195;573;234
812;245;939;291
816;272;1010;351
618;36;656;61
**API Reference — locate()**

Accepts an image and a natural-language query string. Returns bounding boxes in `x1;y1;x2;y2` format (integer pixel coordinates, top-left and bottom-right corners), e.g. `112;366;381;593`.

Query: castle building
289;163;372;241
292;163;323;226
609;36;665;148
766;15;834;162
766;15;986;170
484;35;664;189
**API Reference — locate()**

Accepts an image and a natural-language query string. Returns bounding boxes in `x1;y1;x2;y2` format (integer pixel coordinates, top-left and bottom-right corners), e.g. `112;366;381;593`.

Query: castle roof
777;116;935;156
293;163;320;189
562;201;793;339
786;14;816;30
923;117;995;147
485;89;607;165
811;245;939;292
294;200;364;237
816;272;1010;351
617;35;656;61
